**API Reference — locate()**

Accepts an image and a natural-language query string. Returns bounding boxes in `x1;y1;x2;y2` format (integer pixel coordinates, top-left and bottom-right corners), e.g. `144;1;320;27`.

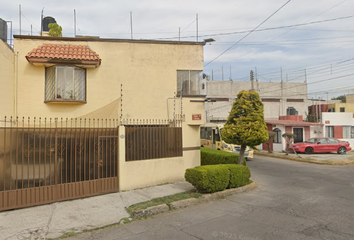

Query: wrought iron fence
0;117;119;192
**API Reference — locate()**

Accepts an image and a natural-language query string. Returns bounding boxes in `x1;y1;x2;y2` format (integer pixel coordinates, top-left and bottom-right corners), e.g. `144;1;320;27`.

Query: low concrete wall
118;126;200;191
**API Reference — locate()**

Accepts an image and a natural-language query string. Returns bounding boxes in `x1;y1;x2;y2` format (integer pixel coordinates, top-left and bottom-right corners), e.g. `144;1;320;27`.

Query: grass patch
126;191;202;215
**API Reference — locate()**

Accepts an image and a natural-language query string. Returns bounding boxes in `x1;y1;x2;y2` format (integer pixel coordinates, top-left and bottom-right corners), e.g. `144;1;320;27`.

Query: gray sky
1;0;354;100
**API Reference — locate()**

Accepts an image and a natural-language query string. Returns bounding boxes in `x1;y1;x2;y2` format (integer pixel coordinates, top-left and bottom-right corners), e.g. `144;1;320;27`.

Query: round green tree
48;23;63;37
221;90;268;164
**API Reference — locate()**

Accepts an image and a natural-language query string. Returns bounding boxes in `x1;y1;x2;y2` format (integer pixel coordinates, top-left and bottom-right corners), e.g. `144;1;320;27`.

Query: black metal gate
293;128;304;143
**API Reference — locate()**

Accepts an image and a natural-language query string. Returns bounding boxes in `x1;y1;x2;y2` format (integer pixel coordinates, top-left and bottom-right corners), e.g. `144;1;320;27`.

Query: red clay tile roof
26;44;101;67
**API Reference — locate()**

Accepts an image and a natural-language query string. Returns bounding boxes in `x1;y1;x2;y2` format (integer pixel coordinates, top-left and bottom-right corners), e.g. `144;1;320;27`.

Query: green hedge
227;164;251;188
185;164;251;193
185;165;229;193
201;147;246;166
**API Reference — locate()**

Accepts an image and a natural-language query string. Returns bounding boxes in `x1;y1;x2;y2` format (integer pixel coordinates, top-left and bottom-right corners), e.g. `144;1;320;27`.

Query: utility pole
222;66;224;81
19;4;21;35
74;9;76;37
250;70;254;90
255;67;258;91
196;14;198;42
130;11;133;39
41;8;44;36
280;68;284;116
326;92;329;104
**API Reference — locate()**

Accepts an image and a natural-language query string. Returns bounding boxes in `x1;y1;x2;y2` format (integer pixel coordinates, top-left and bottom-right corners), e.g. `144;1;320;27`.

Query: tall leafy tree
221;90;268;164
331;95;346;103
48;23;63;37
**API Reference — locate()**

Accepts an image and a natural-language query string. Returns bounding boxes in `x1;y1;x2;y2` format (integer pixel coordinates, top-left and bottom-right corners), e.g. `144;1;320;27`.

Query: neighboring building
263;115;323;152
327;94;354;113
205;80;311;122
308;99;345;122
264;112;354;152
322;112;354;147
0;35;206;211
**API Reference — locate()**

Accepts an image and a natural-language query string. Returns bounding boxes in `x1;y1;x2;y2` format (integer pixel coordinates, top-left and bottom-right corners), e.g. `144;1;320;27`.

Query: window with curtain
45;66;86;102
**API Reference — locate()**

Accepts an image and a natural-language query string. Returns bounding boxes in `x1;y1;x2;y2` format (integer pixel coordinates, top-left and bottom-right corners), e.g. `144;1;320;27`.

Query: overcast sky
1;0;354;100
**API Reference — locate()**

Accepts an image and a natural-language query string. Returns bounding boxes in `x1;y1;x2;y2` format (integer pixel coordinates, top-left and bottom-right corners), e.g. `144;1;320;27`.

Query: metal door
293;128;303;143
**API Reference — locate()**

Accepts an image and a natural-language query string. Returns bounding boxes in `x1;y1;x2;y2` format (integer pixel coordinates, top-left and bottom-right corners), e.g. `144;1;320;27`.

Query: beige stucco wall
0;41;15;118
13;37;204;120
118;125;201;191
8;36;205;191
329;103;354;113
119;98;204;190
346;94;354;103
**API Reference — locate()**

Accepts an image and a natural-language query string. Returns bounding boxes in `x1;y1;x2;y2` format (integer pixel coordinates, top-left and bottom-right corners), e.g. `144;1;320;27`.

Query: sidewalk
0;182;195;240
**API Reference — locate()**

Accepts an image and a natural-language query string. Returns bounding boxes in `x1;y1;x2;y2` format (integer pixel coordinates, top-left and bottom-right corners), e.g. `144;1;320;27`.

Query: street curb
254;151;354;165
133;204;170;218
131;181;256;218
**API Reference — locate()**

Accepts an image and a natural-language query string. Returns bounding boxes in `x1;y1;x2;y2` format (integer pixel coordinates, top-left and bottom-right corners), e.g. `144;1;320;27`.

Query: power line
155;15;354;41
204;0;292;67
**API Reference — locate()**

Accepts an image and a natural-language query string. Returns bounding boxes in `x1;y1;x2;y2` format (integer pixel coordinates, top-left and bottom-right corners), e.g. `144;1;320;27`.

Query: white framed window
325;126;334;137
351;126;354;138
45;66;86;102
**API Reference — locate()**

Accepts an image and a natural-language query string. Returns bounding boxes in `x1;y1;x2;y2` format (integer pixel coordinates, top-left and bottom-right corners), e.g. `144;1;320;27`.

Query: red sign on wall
192;114;202;120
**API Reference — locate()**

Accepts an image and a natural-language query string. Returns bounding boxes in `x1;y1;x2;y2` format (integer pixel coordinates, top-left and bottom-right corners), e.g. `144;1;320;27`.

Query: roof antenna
40;7;44;36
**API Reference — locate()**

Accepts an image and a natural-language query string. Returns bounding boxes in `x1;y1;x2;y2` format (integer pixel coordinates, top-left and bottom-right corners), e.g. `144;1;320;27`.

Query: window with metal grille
45;66;86;102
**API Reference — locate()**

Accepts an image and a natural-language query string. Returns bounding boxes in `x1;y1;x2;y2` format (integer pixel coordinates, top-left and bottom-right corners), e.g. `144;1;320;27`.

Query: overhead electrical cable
204;0;292;67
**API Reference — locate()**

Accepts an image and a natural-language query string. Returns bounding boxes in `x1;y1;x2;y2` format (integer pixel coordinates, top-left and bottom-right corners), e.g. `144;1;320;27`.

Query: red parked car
289;137;352;154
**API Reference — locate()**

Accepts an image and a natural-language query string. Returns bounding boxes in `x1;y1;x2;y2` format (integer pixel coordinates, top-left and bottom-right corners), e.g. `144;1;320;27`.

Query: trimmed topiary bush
185;165;229;193
201;147;247;166
201;147;239;165
225;164;251;188
185;164;251;193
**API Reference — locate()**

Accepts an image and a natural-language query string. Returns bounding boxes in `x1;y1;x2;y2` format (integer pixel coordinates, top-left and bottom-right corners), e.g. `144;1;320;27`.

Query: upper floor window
177;70;203;96
45;66;86;102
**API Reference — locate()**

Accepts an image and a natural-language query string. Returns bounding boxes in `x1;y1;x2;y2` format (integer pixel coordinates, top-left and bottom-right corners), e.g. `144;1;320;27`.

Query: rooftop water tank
0;18;7;43
42;16;56;31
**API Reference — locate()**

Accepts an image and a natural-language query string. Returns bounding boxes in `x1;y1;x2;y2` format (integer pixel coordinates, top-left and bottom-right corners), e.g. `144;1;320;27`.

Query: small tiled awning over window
26;44;101;68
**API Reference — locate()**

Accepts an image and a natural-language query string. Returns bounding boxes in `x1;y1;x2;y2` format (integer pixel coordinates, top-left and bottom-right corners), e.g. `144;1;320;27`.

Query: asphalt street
65;156;354;240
